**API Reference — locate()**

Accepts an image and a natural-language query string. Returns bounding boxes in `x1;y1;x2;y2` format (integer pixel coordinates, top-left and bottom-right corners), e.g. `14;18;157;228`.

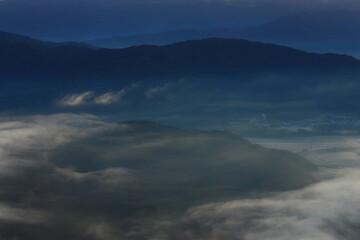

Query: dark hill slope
0;38;359;79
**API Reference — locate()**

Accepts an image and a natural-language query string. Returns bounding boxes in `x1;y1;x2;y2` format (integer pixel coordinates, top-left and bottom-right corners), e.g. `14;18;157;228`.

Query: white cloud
154;168;360;240
58;87;132;107
0;113;103;176
87;167;360;239
94;89;127;105
58;91;94;106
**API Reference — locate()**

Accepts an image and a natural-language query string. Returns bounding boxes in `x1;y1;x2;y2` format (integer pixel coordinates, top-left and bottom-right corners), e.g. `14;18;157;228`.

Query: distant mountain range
87;10;360;56
1;36;359;80
87;29;236;48
239;10;360;42
0;30;92;48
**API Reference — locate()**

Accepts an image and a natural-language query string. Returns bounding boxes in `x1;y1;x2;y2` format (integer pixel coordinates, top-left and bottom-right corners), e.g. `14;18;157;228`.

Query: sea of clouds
0;113;358;239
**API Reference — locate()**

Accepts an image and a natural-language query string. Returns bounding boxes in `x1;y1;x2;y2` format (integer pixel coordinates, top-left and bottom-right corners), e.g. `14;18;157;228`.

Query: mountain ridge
86;10;360;56
0;37;359;80
0;30;93;48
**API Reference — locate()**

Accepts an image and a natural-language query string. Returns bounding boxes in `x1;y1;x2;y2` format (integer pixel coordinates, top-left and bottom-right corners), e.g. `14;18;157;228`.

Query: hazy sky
1;0;360;40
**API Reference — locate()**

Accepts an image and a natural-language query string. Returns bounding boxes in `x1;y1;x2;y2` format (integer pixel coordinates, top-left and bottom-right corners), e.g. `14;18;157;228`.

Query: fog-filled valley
0;114;360;239
2;38;360;239
2;1;360;239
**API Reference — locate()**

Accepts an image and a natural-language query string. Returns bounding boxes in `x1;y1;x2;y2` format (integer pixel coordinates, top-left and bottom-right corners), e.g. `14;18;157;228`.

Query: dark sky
1;0;360;41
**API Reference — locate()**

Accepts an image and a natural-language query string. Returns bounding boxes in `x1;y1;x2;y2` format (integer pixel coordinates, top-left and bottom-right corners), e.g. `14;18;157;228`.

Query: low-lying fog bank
249;136;360;168
0;114;358;239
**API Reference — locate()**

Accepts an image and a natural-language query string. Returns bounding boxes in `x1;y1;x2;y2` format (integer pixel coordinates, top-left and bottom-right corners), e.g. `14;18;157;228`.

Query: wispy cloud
58;88;129;107
94;89;127;105
145;79;184;99
145;85;169;99
58;91;94;106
